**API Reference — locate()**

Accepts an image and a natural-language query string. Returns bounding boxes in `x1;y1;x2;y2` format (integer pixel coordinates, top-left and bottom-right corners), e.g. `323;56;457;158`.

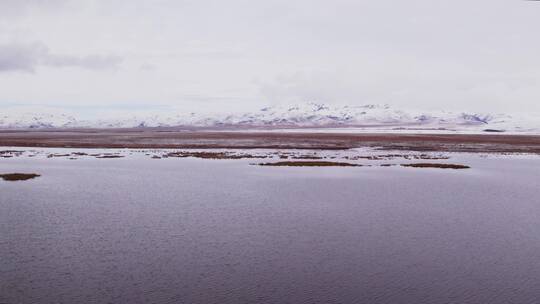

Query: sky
1;0;540;115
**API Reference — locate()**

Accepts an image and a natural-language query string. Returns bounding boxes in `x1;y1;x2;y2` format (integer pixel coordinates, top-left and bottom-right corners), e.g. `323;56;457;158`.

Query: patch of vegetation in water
95;155;125;159
401;163;470;169
346;154;450;161
47;154;71;158
0;173;41;181
258;161;361;167
1;150;24;158
71;152;88;156
290;155;323;160
166;151;265;159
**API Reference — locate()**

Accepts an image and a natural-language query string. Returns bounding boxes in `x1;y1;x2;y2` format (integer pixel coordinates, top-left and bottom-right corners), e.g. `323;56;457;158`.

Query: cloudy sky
1;0;539;115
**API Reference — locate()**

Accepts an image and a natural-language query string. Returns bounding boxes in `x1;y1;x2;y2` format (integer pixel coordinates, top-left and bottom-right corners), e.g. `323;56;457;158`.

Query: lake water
1;151;540;304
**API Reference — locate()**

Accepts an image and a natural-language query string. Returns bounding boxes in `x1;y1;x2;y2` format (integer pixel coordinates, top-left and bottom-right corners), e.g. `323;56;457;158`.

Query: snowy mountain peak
1;103;539;133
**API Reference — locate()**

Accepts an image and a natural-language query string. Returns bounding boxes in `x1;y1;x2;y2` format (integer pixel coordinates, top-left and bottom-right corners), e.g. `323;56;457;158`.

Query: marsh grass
0;173;41;181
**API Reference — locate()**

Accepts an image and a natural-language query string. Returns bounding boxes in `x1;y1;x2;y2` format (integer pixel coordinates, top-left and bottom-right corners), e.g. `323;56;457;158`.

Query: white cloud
0;0;67;19
0;42;43;72
0;0;540;113
0;42;122;72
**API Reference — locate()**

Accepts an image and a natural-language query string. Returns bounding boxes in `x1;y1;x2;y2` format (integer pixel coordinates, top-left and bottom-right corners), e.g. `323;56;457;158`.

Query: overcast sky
1;0;539;114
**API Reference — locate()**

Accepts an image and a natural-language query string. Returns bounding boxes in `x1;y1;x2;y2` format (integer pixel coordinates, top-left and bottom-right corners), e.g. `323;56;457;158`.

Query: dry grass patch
401;163;470;169
258;161;361;167
95;155;125;159
0;173;41;181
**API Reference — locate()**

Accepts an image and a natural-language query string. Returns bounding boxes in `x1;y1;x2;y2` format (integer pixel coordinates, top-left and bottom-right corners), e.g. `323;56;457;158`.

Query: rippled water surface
1;153;540;304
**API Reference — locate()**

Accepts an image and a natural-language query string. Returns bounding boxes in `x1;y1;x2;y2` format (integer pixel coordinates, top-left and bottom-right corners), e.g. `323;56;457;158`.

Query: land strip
1;129;539;153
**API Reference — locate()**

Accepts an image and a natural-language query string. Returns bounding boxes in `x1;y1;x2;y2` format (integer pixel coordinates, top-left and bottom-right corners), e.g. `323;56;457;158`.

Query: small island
0;173;41;181
401;163;470;169
258;161;362;167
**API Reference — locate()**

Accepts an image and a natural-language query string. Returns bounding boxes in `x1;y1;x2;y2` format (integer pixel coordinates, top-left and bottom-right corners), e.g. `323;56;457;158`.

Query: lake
1;151;540;304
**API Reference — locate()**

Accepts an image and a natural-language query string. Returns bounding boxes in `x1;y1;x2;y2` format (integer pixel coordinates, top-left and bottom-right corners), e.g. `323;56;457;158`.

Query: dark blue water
1;155;540;304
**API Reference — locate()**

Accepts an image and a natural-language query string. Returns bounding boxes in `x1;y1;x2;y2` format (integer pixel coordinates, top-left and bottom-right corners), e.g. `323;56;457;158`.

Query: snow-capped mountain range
1;103;539;133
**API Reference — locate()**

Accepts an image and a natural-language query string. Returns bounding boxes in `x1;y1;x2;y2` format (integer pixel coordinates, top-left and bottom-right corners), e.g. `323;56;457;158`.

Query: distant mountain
1;102;539;133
